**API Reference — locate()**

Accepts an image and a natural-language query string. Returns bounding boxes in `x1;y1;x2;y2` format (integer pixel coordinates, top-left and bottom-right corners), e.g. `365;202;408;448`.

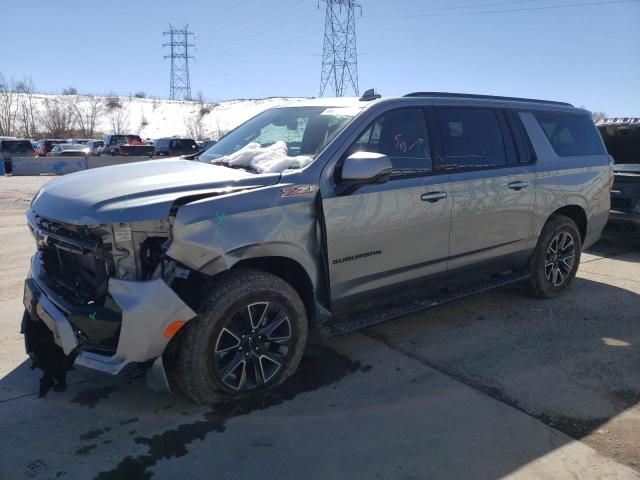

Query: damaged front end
23;210;196;392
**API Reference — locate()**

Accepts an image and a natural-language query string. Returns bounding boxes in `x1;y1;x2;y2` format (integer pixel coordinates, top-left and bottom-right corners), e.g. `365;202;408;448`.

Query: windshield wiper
211;161;258;173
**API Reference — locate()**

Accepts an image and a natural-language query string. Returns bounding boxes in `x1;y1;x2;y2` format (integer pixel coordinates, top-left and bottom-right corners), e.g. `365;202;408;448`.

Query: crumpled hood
30;158;281;225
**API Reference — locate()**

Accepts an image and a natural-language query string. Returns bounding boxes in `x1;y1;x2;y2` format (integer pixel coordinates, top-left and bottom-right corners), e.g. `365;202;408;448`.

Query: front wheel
527;215;582;299
173;269;308;404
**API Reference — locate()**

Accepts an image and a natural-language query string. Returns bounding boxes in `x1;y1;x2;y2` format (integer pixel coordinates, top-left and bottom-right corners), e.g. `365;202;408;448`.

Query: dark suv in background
154;137;199;156
598;118;640;236
0;139;34;157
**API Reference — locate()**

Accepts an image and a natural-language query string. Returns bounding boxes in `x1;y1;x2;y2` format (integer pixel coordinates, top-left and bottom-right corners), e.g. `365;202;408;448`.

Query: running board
319;271;530;337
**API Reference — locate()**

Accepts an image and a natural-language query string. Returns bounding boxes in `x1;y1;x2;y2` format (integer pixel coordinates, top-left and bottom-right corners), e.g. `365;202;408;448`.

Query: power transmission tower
163;24;195;100
319;0;361;97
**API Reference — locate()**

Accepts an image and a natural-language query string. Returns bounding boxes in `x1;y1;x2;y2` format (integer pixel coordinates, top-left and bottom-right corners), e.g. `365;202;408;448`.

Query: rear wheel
173;269;308;404
527;215;582;298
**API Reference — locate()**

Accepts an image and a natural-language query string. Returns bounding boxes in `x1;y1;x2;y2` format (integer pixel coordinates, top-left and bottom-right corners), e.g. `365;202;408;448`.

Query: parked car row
0;135;218;158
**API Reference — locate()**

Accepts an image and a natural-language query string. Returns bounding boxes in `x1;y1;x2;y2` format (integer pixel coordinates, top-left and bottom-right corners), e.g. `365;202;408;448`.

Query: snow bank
19;94;310;140
216;141;313;173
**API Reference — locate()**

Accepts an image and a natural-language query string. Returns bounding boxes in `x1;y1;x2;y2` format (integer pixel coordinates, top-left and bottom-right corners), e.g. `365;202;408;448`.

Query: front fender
166;184;322;288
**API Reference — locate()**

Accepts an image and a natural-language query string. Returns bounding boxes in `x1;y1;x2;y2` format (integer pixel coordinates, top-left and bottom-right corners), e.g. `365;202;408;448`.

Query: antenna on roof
360;88;381;101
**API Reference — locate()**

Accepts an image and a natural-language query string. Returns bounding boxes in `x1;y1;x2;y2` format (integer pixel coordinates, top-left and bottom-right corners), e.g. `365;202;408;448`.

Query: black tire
527;215;582;299
173;268;308;404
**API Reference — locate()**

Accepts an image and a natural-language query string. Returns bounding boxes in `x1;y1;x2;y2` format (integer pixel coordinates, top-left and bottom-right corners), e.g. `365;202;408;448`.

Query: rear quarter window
534;111;605;156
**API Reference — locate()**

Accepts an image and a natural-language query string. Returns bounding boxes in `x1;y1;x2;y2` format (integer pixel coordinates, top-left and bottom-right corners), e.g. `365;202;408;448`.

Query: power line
319;0;361;97
163;24;195;100
367;0;539;12
371;0;639;18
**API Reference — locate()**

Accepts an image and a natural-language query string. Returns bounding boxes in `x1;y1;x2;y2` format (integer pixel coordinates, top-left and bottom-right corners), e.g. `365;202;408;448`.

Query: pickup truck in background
100;134;155;156
598;118;640;237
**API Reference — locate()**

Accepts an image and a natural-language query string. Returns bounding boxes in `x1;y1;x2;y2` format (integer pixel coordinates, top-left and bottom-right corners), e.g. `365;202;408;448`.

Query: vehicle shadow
366;274;640;475
586;235;640;260
1;276;638;479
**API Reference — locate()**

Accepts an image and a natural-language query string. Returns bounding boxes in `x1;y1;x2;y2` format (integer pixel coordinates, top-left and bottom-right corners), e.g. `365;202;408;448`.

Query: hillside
2;93;311;140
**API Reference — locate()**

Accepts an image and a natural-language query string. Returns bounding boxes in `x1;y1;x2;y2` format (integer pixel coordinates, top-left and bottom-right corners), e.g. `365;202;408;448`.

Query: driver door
321;107;452;310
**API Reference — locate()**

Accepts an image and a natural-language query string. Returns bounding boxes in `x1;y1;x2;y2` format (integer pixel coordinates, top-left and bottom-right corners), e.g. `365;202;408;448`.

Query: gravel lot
1;176;639;480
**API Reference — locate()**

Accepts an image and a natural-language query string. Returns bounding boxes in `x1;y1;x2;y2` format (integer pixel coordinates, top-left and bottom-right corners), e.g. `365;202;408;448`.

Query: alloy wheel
212;301;293;391
544;231;576;287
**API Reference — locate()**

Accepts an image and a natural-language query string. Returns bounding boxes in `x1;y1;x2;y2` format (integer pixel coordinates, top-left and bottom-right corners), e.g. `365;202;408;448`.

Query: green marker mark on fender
216;210;225;226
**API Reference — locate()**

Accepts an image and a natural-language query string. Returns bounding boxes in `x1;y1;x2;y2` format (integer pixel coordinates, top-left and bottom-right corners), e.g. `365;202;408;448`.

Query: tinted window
177;139;198;149
349;108;431;178
598;125;640;164
437;108;507;169
534;112;605;156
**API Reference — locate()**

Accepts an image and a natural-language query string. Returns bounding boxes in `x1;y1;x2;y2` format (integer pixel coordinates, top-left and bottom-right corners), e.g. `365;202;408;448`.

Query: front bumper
24;254;196;389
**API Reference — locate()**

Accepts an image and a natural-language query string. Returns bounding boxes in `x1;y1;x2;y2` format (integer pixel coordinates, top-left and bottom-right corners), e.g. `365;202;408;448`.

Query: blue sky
1;0;639;115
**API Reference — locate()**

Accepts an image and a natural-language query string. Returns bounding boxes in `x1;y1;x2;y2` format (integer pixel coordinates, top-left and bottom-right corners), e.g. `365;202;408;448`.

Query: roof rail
403;92;573;107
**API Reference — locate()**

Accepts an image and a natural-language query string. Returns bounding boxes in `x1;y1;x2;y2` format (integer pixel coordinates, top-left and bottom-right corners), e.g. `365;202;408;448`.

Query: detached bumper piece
23;254;197;393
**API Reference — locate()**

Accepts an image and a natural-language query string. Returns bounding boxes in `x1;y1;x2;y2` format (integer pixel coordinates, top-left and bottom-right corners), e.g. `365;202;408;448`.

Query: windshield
199;106;362;172
62;144;87;151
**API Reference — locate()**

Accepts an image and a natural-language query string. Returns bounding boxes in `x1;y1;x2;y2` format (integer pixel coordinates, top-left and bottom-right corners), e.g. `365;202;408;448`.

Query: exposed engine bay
28;212;171;307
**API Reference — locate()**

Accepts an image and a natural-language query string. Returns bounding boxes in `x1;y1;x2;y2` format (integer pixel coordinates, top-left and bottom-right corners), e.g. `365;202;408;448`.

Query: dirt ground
0;175;639;480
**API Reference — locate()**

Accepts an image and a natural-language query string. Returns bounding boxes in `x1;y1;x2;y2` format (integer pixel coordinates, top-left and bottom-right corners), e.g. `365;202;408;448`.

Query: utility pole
318;0;361;97
163;24;195;100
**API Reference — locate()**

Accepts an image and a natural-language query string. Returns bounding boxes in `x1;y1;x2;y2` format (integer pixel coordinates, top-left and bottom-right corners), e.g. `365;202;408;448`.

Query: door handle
508;181;528;191
421;191;447;203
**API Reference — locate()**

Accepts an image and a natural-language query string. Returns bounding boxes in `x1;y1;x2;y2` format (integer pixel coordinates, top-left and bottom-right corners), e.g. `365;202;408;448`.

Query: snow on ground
23;94;312;140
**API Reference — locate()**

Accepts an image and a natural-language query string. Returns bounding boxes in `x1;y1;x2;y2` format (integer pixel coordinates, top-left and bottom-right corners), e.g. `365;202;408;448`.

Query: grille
34;216;111;305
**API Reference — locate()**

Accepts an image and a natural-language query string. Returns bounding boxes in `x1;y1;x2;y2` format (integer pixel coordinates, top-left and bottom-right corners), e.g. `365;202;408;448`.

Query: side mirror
341;151;392;185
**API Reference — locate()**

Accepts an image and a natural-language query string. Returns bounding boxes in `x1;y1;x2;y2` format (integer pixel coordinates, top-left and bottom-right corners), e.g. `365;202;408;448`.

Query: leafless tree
184;112;207;140
108;105;129;134
39;97;76;137
0;73;20;136
62;86;78;95
592;111;607;123
213;117;226;140
105;95;122;109
69;95;104;138
15;77;39;138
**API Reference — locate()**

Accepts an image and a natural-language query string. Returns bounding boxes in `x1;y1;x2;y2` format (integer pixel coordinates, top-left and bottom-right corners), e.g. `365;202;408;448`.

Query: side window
437;108;507;170
349;108;432;178
533;111;606;156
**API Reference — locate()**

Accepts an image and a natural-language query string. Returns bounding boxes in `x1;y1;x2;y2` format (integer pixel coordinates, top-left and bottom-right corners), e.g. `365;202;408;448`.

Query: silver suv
22;92;612;403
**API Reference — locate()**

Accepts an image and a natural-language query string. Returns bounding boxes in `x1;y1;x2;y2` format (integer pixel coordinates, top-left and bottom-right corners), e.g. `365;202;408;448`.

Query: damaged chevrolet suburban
22;92;612;404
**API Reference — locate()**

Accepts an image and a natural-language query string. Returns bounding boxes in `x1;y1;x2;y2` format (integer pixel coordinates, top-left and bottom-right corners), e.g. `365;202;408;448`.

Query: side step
318;271;530;337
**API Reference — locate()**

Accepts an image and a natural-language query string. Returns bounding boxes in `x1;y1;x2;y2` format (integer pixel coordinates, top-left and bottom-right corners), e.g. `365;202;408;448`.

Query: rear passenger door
436;106;536;270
